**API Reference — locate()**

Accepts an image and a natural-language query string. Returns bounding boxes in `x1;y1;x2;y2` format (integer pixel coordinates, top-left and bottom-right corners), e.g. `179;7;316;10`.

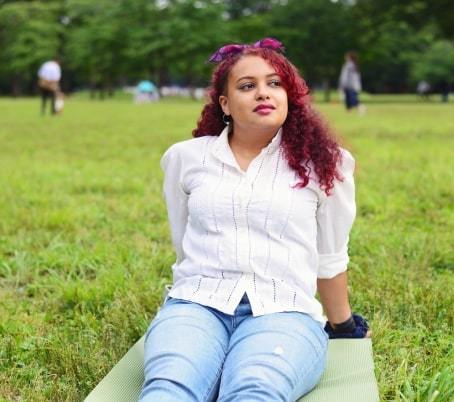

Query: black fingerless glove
324;313;369;339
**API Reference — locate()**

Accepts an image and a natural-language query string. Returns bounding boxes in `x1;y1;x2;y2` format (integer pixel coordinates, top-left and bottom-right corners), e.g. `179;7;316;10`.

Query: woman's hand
324;314;372;339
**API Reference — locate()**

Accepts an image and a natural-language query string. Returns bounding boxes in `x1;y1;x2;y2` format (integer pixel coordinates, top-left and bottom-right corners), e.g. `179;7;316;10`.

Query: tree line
0;0;453;97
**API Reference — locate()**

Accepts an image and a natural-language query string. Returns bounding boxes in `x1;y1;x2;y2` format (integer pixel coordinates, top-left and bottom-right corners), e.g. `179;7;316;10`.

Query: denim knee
140;298;228;402
218;312;327;402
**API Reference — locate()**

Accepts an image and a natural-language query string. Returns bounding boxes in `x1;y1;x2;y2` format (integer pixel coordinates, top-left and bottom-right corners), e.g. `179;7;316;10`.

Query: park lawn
0;97;453;401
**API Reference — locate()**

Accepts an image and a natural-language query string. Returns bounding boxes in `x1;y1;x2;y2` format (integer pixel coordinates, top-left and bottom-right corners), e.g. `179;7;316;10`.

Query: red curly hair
192;47;342;195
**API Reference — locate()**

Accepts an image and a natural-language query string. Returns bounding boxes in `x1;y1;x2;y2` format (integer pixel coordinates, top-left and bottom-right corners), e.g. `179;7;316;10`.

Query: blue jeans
140;295;328;402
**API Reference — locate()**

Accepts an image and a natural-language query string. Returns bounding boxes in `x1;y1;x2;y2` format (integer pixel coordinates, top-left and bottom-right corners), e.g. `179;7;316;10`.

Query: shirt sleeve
316;149;356;279
160;145;189;264
338;63;348;89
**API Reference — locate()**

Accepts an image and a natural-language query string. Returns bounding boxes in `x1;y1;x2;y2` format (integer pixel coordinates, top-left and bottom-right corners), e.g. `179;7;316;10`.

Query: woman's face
219;55;288;135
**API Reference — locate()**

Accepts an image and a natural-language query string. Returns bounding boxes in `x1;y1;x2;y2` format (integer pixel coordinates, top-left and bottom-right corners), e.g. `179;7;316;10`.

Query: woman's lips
255;108;273;115
254;104;275;115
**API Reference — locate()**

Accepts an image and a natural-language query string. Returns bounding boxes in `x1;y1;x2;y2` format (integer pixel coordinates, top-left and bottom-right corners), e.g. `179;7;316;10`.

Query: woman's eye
239;83;254;90
269;80;281;87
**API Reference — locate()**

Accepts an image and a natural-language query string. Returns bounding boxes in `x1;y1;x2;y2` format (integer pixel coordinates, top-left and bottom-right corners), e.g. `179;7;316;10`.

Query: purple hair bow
208;37;285;63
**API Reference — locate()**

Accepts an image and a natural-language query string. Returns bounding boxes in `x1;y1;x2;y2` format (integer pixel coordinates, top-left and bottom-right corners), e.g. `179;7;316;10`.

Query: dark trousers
40;88;56;115
344;89;359;109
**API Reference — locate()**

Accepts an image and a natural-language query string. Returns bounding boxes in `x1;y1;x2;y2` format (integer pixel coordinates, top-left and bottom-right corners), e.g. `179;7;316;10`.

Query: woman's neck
228;126;277;157
228;126;279;171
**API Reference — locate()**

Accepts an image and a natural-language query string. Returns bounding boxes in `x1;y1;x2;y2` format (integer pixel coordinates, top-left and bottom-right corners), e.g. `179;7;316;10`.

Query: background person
37;59;61;115
438;79;449;103
417;80;431;101
339;51;364;113
134;80;159;103
140;38;369;402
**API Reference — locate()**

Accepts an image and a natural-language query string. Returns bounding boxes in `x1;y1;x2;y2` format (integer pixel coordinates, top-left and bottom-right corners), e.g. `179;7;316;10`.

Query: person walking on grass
37;58;61;115
339;51;365;115
140;38;370;402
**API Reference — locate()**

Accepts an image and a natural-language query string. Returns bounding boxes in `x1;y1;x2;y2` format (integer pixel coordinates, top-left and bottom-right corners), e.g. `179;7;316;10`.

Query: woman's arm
318;271;371;337
161;145;189;264
316;151;370;337
317;271;351;325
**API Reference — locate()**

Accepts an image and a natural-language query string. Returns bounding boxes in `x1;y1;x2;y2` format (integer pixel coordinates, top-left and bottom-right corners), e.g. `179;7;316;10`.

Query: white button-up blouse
161;126;356;324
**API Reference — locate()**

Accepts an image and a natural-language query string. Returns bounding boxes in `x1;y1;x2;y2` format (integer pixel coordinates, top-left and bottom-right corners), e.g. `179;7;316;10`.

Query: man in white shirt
37;59;61;115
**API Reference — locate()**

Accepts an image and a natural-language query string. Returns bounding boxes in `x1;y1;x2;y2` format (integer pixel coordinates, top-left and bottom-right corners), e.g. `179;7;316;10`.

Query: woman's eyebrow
236;73;280;83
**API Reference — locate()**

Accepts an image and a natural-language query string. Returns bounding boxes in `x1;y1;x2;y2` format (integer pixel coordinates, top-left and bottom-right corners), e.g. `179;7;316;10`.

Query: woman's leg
139;298;229;402
50;90;57;115
217;311;328;402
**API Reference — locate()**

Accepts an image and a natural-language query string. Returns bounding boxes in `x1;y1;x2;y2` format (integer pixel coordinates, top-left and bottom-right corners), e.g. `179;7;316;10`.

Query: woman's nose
255;83;270;100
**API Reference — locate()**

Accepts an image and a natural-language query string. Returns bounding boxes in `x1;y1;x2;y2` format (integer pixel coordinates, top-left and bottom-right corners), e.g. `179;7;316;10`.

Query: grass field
0;97;453;401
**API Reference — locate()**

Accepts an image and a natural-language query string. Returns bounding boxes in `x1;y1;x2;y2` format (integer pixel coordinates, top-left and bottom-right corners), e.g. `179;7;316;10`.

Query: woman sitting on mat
140;38;370;402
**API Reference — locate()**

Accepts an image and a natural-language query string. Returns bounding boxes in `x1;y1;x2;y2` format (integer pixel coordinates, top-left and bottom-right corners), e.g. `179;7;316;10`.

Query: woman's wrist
330;315;356;333
326;307;352;327
317;272;352;326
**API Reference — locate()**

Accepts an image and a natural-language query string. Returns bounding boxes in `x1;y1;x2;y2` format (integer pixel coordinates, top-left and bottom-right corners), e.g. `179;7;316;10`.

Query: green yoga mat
84;337;379;402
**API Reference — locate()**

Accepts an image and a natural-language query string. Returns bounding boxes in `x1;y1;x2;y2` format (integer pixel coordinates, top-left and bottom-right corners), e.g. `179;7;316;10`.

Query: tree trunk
156;68;168;98
11;73;22;97
90;82;96;99
106;76;114;97
322;79;331;103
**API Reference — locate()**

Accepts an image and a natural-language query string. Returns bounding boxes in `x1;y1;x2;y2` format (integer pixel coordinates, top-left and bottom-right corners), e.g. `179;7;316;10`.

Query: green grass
0;97;453;401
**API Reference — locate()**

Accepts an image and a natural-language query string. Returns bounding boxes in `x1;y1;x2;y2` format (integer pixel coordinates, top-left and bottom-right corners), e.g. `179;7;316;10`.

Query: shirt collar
211;126;282;168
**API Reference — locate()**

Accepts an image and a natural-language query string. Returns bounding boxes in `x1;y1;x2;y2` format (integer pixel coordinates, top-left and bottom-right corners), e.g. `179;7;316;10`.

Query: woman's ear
219;95;230;116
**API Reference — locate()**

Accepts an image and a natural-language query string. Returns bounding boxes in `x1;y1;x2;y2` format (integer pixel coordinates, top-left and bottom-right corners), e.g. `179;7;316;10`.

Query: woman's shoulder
161;135;217;166
338;147;355;176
